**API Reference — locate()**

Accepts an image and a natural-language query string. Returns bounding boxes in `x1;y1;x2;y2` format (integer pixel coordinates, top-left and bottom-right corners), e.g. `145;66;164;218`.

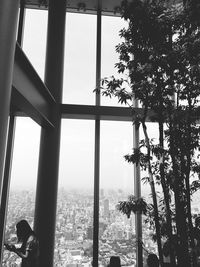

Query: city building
103;199;109;218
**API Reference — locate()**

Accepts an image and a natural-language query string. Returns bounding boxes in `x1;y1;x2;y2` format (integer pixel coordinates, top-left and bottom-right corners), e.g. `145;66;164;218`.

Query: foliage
117;195;149;217
96;0;200;266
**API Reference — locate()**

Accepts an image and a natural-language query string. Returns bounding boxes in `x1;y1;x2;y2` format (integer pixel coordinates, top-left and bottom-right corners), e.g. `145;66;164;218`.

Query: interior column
34;0;66;266
0;0;19;207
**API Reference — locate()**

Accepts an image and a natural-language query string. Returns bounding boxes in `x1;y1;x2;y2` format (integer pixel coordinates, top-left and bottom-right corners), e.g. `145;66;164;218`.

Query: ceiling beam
11;44;56;128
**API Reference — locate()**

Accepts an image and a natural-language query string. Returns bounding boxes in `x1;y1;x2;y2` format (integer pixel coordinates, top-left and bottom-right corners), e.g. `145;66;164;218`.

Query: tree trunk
185;101;197;267
169;119;190;267
142;120;164;267
158;118;176;266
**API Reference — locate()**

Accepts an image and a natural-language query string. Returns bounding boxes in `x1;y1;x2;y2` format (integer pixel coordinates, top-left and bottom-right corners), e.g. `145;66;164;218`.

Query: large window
99;121;135;267
62;13;96;105
2;118;40;266
6;6;165;267
23;9;48;80
3;4;200;267
101;16;128;107
55;119;95;266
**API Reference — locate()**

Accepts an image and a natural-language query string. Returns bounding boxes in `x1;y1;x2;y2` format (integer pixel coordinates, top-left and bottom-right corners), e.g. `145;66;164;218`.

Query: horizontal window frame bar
61;104;155;122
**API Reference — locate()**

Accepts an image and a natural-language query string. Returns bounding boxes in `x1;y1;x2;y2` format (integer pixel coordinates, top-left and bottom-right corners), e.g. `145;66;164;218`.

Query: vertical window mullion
133;99;143;267
93;0;102;266
0;115;16;265
17;0;26;46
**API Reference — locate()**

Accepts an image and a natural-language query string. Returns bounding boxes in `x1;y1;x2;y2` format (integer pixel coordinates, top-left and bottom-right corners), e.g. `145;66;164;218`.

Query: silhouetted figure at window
162;235;178;267
108;256;121;267
193;217;200;266
147;253;159;267
4;220;39;267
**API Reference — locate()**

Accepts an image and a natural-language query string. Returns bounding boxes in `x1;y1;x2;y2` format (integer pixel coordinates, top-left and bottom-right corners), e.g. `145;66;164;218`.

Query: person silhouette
147;253;159;267
4;220;39;267
193;217;200;266
108;256;121;267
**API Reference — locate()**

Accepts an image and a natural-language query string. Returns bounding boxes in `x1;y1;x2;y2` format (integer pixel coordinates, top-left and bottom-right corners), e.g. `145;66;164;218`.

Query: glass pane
55;119;95;266
99;121;135;267
63;13;96;105
23;9;48;80
3;117;40;266
101;16;128;107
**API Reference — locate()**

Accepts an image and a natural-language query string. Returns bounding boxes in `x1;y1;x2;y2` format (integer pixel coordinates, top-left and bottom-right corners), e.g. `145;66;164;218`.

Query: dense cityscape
2;188;200;267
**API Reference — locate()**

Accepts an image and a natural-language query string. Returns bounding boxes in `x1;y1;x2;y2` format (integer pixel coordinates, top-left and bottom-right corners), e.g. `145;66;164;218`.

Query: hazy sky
9;9;158;196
